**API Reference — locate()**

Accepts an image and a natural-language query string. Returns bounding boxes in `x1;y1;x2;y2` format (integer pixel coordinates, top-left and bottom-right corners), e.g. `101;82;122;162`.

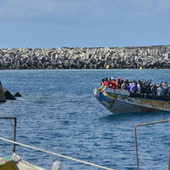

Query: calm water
0;69;170;170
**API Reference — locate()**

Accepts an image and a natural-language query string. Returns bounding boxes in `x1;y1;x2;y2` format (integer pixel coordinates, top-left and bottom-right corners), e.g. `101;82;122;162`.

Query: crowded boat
94;77;170;114
100;77;170;98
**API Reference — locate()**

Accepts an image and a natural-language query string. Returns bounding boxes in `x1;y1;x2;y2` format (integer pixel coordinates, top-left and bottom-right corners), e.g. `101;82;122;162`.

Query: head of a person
117;78;121;83
125;79;129;84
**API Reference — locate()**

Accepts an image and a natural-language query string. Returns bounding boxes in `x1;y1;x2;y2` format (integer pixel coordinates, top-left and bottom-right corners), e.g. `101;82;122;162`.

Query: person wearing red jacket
103;78;110;87
110;77;118;89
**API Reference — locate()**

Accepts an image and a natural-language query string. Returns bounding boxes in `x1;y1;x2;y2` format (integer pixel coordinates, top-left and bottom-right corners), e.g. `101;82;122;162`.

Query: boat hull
93;88;169;114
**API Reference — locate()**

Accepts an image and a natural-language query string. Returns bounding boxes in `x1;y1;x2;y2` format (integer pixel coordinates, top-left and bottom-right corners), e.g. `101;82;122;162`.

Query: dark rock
151;60;159;67
3;87;16;100
21;63;28;69
13;92;22;97
0;82;6;102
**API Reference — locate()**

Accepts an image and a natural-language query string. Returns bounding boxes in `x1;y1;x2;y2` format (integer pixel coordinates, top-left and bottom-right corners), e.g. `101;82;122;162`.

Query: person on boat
146;80;152;94
121;80;126;90
124;79;130;91
157;83;165;96
137;80;141;93
108;78;112;88
140;79;152;94
103;78;110;87
101;78;105;86
151;84;157;96
163;81;169;96
129;80;133;86
130;80;138;92
117;77;123;89
110;77;118;89
120;79;124;88
168;86;170;96
139;82;147;94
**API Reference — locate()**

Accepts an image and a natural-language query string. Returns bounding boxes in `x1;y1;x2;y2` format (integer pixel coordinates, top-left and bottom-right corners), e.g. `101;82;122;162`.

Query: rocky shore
0;45;170;69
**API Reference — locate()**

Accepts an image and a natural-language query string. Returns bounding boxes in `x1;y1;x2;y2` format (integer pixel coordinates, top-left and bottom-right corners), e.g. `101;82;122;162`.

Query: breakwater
0;45;170;69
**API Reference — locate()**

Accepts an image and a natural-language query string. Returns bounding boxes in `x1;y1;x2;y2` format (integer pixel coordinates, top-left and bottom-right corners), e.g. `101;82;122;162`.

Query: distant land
0;45;170;69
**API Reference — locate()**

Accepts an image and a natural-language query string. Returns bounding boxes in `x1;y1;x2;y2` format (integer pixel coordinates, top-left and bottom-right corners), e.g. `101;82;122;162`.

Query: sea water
0;69;170;170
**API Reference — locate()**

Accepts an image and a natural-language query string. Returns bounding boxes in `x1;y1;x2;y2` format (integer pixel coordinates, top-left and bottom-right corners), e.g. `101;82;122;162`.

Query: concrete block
3;87;16;100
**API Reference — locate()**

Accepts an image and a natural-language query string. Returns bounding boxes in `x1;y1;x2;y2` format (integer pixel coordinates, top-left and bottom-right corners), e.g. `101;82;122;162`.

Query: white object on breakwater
106;65;110;69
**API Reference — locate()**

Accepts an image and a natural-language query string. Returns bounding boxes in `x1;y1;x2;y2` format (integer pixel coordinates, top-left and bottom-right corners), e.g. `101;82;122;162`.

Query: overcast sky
0;0;170;48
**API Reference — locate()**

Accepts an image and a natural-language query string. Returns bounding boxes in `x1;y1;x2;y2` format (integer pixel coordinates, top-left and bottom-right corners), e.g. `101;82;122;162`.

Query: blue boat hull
93;88;169;114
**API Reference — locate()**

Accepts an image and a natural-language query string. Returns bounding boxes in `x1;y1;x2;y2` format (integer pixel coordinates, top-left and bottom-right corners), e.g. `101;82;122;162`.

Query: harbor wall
0;45;170;69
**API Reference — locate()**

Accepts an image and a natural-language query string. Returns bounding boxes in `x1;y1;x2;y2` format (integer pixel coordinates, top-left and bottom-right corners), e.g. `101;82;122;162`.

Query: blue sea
0;69;170;170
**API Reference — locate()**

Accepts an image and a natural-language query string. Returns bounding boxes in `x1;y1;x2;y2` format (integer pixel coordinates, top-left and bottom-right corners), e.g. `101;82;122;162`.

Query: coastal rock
0;82;6;102
0;49;4;55
2;87;16;100
13;92;22;97
0;45;170;69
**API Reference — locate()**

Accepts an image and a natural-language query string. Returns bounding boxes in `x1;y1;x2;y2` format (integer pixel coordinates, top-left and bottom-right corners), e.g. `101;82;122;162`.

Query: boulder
0;49;4;55
13;92;22;97
0;82;6;102
3;87;16;100
0;46;170;69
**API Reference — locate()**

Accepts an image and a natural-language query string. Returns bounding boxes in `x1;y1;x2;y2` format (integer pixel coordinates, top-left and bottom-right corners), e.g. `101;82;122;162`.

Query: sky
0;0;170;48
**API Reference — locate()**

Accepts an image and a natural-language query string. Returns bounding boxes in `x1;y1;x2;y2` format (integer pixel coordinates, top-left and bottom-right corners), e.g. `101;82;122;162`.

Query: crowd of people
101;77;170;97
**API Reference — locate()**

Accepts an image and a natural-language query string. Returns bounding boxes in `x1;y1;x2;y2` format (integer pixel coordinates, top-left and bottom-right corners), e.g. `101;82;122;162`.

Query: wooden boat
93;86;170;114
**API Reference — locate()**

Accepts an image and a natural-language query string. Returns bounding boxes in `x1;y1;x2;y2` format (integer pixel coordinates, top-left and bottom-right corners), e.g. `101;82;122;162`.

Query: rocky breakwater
0;45;170;69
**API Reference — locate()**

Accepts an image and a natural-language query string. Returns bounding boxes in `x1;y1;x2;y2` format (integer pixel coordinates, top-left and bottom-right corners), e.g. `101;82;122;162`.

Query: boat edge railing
0;117;17;152
0;137;116;170
0;116;116;170
134;119;169;170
